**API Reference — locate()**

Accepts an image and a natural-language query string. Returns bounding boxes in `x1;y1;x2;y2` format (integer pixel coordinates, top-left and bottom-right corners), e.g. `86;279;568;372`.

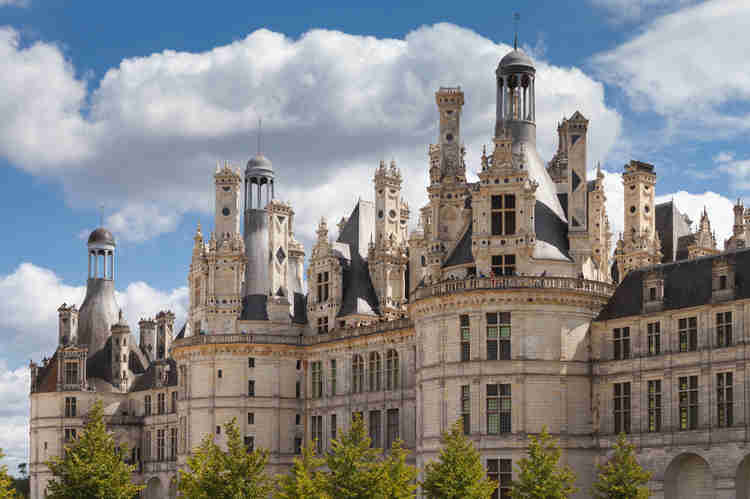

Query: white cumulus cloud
0;24;622;248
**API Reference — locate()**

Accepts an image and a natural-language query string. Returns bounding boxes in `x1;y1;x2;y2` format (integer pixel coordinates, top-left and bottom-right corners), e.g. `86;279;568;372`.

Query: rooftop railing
413;275;615;301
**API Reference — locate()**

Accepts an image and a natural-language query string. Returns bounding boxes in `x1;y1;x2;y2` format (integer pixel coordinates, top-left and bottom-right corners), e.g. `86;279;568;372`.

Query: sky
1;0;749;472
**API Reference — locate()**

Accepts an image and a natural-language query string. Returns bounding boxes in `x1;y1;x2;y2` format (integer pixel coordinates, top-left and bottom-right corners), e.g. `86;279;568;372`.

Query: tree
323;415;385;499
592;434;652;499
178;418;274;499
276;443;329;499
0;449;19;499
12;462;29;498
510;426;577;499
45;400;144;499
380;439;418;499
421;420;497;499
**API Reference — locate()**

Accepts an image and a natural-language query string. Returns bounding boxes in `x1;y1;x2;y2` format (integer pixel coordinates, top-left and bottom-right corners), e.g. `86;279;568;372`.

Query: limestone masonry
29;43;750;499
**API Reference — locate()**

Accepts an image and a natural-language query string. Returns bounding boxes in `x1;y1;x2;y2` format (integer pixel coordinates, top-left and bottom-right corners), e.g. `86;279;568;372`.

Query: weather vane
257;117;263;155
98;203;105;227
513;13;520;50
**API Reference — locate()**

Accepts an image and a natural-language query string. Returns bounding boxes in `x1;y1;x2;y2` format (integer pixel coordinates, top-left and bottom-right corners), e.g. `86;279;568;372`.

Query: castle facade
28;43;750;499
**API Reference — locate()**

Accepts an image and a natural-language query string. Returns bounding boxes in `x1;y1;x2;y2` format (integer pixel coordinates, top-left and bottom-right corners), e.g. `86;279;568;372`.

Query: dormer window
719;275;727;290
649;287;657;301
491;195;516;236
64;361;79;386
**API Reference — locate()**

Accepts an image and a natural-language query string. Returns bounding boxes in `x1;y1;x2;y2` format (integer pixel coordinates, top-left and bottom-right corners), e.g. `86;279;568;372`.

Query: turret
242;154;273;320
57;303;78;346
139;317;156;361
111;310;131;391
155;311;175;360
77;227;120;380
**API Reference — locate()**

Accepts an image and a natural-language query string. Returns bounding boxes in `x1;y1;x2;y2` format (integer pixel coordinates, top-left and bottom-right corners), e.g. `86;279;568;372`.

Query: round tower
110;310;130;391
242;154;274;320
77;227;120;380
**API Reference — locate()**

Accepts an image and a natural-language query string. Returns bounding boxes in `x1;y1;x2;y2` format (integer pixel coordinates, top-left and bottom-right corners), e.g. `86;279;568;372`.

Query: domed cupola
495;41;537;140
245;154;275;210
78;226;120;381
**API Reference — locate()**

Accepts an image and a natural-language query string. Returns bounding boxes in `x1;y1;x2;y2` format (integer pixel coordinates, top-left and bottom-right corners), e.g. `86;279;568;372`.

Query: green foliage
421;420;497;499
178;417;274;499
0;449;20;499
44;400;144;499
592;434;652;499
276;443;329;499
323;415;385;499
510;427;577;499
380;439;418;499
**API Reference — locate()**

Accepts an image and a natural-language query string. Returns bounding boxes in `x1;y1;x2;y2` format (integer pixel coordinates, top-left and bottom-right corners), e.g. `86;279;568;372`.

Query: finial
98;203;105;228
513;13;520;50
257;118;262;155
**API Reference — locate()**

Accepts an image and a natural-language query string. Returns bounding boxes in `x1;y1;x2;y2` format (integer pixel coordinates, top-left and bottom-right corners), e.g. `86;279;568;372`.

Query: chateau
28;42;750;499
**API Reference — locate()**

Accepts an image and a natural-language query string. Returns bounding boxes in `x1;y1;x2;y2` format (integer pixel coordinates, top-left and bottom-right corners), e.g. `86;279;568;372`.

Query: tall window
491;255;516;276
679;375;698;430
64;397;77;418
460;315;471;362
156;429;165;462
248;357;255;368
244;436;255;453
487;313;511;361
172;391;178;413
352;355;364;393
317;271;330;303
248;380;255;397
491;194;516;236
294;437;302;455
330;359;337;396
311;415;323;454
386;409;399;449
613;327;630;360
64;428;77;442
647;322;660;356
247;412;254;425
678;317;698;352
716;312;732;347
157;392;165;414
369;410;381;448
312;362;323;399
717;372;733;428
614;382;631;434
386;350;400;390
330;413;337;442
144;431;151;461
461;385;471;435
369;352;381;392
170;428;178;460
647;380;661;433
317;316;329;334
64;361;79;386
144;395;152;416
487;384;511;435
487;459;512;499
296;380;301;398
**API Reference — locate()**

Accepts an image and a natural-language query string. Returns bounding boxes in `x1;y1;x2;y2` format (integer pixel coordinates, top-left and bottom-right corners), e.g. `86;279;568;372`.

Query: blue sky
1;0;749;470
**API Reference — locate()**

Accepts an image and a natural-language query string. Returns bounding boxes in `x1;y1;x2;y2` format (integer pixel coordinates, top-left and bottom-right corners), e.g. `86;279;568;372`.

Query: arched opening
144;476;164;499
664;453;714;499
737;455;750;499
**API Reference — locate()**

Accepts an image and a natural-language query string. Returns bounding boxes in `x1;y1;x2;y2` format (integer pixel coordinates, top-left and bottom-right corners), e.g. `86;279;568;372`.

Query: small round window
378;210;384;219
629;206;636;214
222;207;231;216
389;209;397;219
446;133;454;142
644;205;650;213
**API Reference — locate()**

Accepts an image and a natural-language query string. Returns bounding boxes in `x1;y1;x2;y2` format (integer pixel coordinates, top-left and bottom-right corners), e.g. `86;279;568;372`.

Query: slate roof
336;201;380;317
131;358;178;392
597;248;750;321
655;200;692;263
443;223;474;268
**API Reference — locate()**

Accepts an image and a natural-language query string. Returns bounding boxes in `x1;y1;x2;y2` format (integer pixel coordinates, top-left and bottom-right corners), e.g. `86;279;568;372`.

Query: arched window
386;350;399;391
352;355;364;394
368;352;381;392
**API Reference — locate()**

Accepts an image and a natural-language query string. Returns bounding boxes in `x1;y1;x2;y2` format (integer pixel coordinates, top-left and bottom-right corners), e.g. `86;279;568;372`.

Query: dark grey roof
88;227;115;246
241;294;269;321
534;200;570;260
174;323;186;340
443;223;474;268
498;49;534;70
336;201;379;317
131;358;178;392
292;292;307;324
655;200;691;263
246;154;274;177
598;248;750;321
